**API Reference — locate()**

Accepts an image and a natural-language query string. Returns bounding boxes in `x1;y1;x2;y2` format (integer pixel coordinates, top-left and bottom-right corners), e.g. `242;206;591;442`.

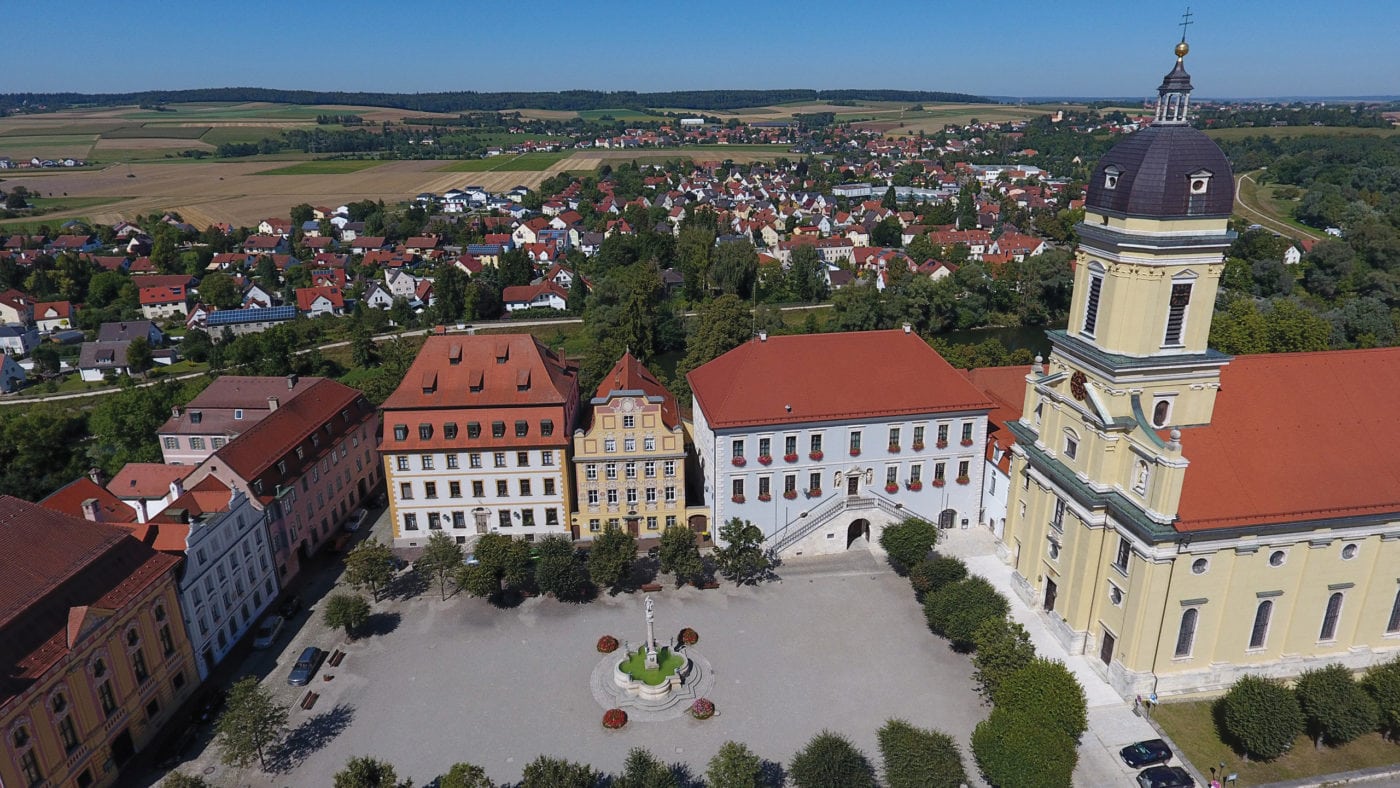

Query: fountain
613;595;693;701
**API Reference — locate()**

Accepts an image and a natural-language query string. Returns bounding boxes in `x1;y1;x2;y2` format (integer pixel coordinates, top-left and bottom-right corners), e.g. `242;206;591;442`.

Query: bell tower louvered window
1163;282;1193;346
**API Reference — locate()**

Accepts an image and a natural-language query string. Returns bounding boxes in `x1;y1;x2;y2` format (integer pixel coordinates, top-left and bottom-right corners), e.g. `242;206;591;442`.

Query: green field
1155;699;1400;785
100;124;211;139
117;103;333;121
254;159;385;175
24;196;129;212
577;108;662;122
436;150;573;173
0;123;126;137
0;216;94;232
1206;125;1400;140
200;126;285;146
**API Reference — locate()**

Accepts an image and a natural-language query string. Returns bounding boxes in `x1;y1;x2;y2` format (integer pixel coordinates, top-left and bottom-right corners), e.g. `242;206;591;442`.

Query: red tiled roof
502;281;567;306
295;285;344;311
40;478;137;524
594;353;680;430
1174;349;1400;531
965;365;1031;472
139;285;185;306
382;334;578;412
689;329;994;429
243;234;282;250
108;463;192;500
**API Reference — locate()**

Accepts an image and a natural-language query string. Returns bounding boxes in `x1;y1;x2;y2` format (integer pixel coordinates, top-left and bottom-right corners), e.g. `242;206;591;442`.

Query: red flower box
731;494;746;504
936;440;948;449
907;481;923;491
731;456;746;467
933;478;946;487
850;448;861;457
806;488;823;498
888;444;901;453
956;476;971;485
597;635;619;653
783;490;798;500
912;442;925;451
758;493;772;502
679;627;699;645
603;708;628;729
961;438;975;447
690;697;715;719
809;451;824;461
757;455;773;465
885;483;900;493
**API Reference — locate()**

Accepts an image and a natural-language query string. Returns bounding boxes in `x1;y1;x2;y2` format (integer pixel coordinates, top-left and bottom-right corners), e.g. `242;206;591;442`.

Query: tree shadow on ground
614;555;659;594
487;589;526;609
380;567;428;601
758;759;787;787
669;761;705;788
360;611;401;638
267;702;353;773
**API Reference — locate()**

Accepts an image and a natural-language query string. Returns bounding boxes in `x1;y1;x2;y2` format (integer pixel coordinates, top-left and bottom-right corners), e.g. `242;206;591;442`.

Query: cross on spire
1178;7;1194;43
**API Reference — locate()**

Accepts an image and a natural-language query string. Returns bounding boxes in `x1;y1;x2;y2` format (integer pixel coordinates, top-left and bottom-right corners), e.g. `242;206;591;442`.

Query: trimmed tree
713;517;771;585
457;532;532;598
908;555;967;598
215;676;288;771
992;658;1088;743
972;707;1076;788
440;762;494;788
788;730;877;788
419;531;465;600
706;741;764;788
587;524;636;592
1219;674;1305;760
323;592;371;640
878;517;940;573
535;534;588;600
877;718;968;788
658;524;704;587
614;747;678;788
1294;663;1380;747
923;576;1009;651
334;755;403;788
518;754;598;788
971;618;1037;700
343;538;395;601
1362;656;1400;740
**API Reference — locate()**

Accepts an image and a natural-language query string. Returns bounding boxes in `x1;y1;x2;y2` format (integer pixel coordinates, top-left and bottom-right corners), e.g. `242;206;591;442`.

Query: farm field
1205;125;1400;140
254;160;386;175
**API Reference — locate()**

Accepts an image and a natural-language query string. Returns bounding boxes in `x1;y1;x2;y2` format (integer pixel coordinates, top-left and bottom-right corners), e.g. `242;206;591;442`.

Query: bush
1294;663;1380;747
789;730;877;788
908;555;967;597
615;747;677;788
1362;656;1400;740
440;762;494;788
877;718;968;788
588;524;636;591
603;708;628;729
706;741;763;788
971;618;1037;700
879;517;940;573
333;756;402;788
992;658;1088;743
1220;674;1305;760
535;534;588;599
597;635;619;653
690;698;715;719
923;576;1009;651
519;755;598;788
972;708;1076;788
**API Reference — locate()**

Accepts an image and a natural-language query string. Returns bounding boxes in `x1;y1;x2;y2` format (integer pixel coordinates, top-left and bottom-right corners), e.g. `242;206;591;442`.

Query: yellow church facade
998;43;1400;698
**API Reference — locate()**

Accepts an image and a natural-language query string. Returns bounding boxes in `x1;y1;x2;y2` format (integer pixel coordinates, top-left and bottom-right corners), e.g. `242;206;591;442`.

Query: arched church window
1153;399;1171;427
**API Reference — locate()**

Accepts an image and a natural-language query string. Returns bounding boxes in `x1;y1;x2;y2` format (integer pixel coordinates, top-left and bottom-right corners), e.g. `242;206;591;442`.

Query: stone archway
846;518;870;548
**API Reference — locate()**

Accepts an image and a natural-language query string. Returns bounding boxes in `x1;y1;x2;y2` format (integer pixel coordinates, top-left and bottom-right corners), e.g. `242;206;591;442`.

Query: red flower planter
885;483;900;494
783;490;798;500
603;708;628;729
850;449;861;457
809;451;824;461
961;439;975;447
731;456;747;467
933;478;946;488
912;442;925;451
907;482;923;491
758;493;772;502
783;453;799;463
690;697;715;719
936;440;948;449
887;444;901;453
597;635;619;653
757;455;773;465
806;488;823;498
956;476;971;485
679;627;699;645
731;495;746;504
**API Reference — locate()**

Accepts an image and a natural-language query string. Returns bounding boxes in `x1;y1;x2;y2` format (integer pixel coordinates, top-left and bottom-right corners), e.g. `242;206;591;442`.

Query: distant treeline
0;87;991;114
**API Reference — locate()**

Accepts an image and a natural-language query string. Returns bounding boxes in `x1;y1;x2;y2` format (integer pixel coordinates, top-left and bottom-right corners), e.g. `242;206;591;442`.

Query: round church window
1342;544;1358;560
1268;550;1286;567
1191;558;1208;574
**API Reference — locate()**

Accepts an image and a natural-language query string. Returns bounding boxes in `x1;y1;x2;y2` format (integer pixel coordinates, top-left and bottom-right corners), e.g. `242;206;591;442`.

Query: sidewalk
940;525;1172;786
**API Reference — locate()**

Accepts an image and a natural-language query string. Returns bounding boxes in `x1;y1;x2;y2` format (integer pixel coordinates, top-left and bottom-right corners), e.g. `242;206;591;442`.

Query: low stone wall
612;650;693;702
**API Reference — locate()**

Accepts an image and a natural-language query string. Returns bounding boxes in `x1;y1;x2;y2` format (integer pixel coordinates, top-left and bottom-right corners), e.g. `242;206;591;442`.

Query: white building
965;365;1033;541
688;327;994;557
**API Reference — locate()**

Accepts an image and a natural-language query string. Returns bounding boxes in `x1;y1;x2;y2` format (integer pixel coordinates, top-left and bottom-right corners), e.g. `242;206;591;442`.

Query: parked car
278;595;303;619
346;508;368;532
1137;765;1194;788
1120;738;1173;768
252;615;285;649
287;646;326;686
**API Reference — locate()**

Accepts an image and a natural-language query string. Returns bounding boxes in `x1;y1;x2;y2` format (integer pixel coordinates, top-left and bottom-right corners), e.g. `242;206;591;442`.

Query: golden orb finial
1175;41;1189;58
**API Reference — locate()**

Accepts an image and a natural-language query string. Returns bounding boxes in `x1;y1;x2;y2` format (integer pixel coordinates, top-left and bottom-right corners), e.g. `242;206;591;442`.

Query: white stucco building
688;327;994;556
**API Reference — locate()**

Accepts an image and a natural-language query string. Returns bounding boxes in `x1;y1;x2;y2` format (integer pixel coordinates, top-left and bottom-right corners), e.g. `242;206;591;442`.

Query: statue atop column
644;595;659;669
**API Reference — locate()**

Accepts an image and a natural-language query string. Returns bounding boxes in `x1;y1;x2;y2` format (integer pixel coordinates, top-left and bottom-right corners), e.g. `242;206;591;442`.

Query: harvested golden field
91;137;215;150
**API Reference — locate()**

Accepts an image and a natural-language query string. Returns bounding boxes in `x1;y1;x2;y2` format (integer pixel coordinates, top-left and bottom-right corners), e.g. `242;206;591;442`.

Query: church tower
999;37;1237;694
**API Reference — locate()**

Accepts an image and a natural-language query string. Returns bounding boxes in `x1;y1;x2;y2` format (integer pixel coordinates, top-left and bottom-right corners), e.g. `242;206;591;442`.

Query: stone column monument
644;595;659;670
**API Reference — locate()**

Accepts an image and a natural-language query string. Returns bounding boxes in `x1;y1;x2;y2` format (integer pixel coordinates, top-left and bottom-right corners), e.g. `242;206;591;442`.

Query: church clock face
1070;371;1088;401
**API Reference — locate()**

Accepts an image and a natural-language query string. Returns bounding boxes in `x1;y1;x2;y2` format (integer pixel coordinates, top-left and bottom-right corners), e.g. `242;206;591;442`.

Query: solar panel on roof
208;306;298;325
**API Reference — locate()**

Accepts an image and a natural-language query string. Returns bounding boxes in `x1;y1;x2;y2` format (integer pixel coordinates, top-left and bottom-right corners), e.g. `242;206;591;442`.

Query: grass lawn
577;108;661;122
1236;170;1325;240
1206;125;1400;140
25;195;130;212
100;125;211;139
201;126;285;146
617;647;686;686
435;157;517;172
253;159;385;175
436;151;573;173
0;216;93;232
1154;700;1400;784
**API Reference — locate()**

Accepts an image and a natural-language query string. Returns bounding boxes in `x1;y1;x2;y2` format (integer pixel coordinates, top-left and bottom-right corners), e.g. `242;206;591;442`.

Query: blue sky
9;1;1397;98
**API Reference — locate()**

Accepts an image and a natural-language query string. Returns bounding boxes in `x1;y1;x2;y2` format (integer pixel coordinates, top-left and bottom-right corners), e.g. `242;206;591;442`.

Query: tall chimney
758;330;768;342
80;498;101;522
88;466;104;486
902;322;912;334
268;396;279;412
287;373;298;389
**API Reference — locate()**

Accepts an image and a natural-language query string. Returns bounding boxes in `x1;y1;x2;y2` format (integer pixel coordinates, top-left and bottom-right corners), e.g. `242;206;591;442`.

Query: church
998;39;1400;698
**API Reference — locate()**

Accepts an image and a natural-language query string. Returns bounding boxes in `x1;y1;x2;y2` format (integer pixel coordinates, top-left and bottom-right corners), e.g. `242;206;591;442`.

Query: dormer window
1103;166;1121;190
1188;170;1211;194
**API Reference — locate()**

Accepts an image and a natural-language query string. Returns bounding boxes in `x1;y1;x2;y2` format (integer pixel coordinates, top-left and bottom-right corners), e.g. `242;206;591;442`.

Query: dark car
1120;738;1173;768
1137;765;1194;788
278;595;303;619
287;646;325;686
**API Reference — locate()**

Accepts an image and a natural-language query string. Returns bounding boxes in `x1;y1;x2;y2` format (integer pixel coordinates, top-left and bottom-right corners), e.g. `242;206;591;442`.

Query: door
626;517;639;537
846;475;860;495
846;519;869;548
1043;578;1057;612
110;728;135;765
1100;628;1116;665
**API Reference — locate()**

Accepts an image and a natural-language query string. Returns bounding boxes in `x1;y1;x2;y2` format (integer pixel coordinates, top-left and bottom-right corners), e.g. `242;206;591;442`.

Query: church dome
1084;43;1235;220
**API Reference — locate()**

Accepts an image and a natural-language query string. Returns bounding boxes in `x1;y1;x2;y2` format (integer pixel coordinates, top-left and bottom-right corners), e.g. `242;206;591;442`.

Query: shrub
588;524;636;592
972;707;1076;788
879;517;940;573
1219;674;1305;760
597;635;619;653
440;762;494;788
679;627;699;645
519;755;598;788
706;741;763;788
615;747;677;788
908;555;967;598
1294;663;1380;747
923;576;1009;651
690;697;715;719
333;756;401;788
1362;656;1400;740
788;730;877;788
877;718;968;788
971;618;1037;700
992;658;1088;743
535;534;588;600
603;708;628;729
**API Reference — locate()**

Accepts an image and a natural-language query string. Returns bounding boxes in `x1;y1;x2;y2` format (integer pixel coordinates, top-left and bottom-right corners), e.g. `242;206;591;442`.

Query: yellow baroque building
999;43;1400;698
571;353;695;539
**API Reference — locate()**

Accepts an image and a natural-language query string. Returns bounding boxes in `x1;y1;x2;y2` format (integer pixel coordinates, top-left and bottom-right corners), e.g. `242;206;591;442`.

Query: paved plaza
172;531;990;786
